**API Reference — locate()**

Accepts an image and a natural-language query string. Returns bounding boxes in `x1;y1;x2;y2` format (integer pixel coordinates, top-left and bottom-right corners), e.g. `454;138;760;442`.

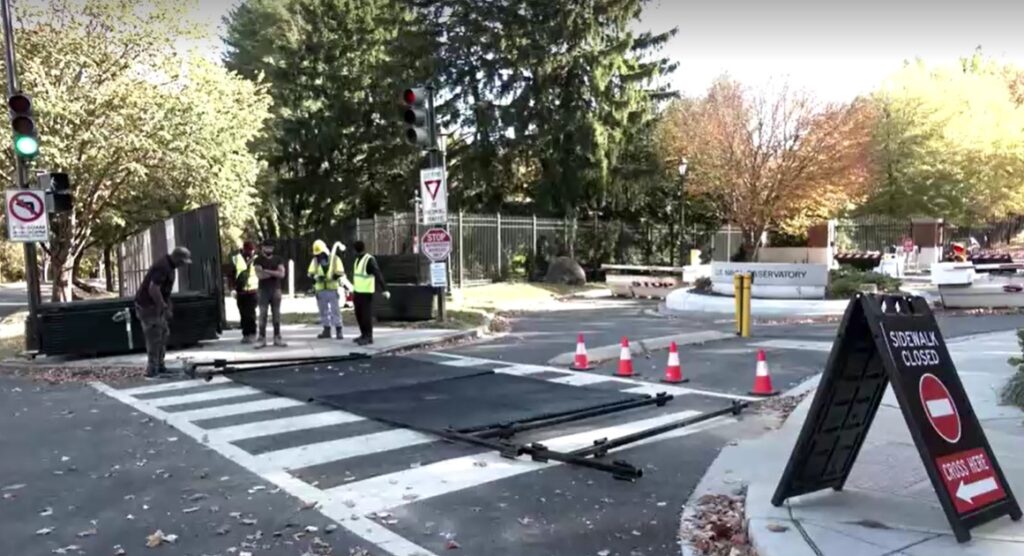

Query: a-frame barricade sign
771;294;1021;542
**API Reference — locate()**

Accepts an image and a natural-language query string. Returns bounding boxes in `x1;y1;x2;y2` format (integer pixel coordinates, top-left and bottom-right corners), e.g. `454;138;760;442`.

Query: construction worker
232;241;259;343
308;239;351;339
135;246;192;378
254;239;287;348
351;240;390;346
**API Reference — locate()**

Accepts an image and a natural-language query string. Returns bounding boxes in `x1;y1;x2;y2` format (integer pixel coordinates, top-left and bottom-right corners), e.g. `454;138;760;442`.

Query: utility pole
2;0;41;350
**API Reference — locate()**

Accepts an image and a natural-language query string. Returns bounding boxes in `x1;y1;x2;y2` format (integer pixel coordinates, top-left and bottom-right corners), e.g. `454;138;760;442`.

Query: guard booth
36;205;224;357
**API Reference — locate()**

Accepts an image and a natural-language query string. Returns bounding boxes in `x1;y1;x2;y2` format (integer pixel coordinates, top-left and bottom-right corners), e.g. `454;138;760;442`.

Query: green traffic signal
14;134;38;158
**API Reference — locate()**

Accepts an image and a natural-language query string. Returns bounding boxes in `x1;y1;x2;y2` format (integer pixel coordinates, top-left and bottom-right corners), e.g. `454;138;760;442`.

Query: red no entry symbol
920;373;961;444
8;191;43;222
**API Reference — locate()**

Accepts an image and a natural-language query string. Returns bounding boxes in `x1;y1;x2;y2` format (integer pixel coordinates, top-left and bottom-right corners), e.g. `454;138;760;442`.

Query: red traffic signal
400;87;432;147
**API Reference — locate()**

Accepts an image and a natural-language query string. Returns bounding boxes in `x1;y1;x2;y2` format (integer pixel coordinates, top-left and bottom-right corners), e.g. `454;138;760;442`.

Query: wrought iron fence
835;215;912;253
348;212;734;285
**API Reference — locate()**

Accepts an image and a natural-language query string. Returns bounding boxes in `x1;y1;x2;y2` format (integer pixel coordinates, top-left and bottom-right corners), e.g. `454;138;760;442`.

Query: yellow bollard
741;273;752;338
734;274;743;335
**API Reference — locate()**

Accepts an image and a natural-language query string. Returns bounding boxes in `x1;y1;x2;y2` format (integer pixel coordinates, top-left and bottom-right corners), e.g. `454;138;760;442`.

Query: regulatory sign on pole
429;262;447;288
419;168;447;225
5;189;49;242
771;295;1021;542
421;228;452;262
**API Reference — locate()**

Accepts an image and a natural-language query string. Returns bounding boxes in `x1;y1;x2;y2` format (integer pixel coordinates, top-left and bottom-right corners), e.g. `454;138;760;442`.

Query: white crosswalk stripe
172;397;305;421
146;386;261;407
209;410;365;443
120;376;230;396
257;428;435;471
94;352;745;556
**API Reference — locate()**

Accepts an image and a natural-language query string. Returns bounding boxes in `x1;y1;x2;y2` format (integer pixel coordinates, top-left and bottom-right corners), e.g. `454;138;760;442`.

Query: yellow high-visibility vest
307;255;345;292
233;253;259;292
353;254;375;294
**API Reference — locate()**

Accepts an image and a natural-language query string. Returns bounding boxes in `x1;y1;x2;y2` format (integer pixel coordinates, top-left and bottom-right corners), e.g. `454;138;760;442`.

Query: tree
425;0;677;217
223;0;435;236
658;78;875;259
863;57;1024;222
6;0;270;300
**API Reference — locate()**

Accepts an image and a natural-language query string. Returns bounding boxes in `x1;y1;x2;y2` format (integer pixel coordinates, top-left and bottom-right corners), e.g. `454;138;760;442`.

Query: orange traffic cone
750;349;778;396
616;336;634;377
662;341;688;383
570;333;594;371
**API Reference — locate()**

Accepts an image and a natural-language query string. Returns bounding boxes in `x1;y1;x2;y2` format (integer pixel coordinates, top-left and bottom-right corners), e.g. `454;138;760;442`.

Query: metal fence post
532;215;538;257
458;211;464;288
392;211;398;253
496;212;502;279
372;214;378;254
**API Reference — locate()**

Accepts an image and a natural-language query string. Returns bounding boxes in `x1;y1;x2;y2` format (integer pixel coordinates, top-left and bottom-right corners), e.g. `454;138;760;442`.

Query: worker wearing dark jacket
351;240;389;345
134;246;192;378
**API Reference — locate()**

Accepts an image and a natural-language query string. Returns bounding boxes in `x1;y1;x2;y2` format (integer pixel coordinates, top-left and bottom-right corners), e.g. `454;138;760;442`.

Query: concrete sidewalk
685;330;1024;556
37;325;479;369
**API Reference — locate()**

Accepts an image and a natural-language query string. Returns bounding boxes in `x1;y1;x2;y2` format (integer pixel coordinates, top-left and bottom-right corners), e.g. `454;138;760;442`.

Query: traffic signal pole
425;84;446;320
2;0;41;350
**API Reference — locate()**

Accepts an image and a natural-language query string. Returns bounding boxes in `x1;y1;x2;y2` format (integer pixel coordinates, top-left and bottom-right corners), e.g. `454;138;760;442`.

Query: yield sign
419;168;447;225
919;373;961;444
423;179;443;200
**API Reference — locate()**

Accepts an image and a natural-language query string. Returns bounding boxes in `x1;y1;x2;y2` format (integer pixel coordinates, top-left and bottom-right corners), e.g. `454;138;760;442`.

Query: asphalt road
4;301;1024;556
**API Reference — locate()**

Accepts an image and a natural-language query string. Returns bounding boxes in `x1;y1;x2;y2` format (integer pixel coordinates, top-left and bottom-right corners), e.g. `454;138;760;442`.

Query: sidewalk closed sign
771;295;1021;542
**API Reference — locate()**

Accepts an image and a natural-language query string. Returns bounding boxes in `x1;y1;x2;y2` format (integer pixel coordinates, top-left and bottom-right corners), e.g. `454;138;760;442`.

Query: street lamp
678;158;689;266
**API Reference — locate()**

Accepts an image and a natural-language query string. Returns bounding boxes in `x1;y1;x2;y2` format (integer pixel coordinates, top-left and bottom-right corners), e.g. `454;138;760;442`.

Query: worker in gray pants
134;246;192;378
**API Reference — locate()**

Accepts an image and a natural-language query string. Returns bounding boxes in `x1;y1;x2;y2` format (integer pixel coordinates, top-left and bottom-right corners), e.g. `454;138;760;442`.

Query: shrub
693;276;713;293
827;267;901;299
1002;329;1024;410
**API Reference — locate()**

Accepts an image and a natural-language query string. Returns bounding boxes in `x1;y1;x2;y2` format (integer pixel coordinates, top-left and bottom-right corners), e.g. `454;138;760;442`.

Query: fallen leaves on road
50;544;80;554
76;528;97;538
35;526;54;536
765;523;789;533
39;507;53;516
681;492;754;556
445;539;461;550
113;545;126;555
0;364;145;384
145;530;177;548
755;390;812;424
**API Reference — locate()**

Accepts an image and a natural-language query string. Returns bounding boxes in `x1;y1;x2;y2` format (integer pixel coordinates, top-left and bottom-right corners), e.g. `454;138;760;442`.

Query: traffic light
8;93;39;159
401;87;433;148
37;171;72;213
50;172;72;213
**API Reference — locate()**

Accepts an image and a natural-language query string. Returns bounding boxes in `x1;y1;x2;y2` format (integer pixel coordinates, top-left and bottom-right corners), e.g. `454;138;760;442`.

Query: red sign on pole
920;373;961;444
421;228;452;262
936;448;1008;514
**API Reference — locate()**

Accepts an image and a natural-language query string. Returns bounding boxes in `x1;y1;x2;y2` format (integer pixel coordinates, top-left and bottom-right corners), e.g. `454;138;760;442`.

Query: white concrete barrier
665;289;849;316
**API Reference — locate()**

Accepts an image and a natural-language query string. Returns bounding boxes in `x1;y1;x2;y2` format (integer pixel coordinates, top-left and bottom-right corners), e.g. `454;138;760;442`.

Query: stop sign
421;228;452;262
920;373;961;444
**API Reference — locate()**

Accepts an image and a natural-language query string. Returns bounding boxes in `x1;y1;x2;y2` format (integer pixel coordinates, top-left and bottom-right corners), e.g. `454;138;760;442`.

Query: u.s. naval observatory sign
710;262;828;299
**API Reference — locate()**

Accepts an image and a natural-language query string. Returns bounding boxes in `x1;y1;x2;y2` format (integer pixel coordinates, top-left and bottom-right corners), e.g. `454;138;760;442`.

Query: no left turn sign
920;372;961;444
5;189;49;243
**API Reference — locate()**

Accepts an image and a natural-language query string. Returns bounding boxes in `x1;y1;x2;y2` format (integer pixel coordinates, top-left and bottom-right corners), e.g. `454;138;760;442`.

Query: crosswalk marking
257;429;435;471
323;409;712;515
210;410;365;443
92;382;439;556
173;397;305;422
146;386;260;407
120;376;230;396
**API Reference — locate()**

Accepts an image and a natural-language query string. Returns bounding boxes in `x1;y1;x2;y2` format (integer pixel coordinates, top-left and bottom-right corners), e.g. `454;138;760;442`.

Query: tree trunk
103;246;115;292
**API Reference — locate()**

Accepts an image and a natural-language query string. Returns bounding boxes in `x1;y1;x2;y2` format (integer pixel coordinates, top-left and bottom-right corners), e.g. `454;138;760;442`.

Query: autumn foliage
658;78;875;257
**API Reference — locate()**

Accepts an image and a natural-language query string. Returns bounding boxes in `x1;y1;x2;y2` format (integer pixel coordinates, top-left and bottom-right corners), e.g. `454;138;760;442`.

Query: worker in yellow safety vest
308;239;352;339
351;240;390;346
232;240;259;343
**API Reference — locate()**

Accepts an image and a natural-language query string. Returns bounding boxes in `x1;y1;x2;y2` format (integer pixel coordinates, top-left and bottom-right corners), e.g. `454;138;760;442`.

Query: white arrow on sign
956;477;998;503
